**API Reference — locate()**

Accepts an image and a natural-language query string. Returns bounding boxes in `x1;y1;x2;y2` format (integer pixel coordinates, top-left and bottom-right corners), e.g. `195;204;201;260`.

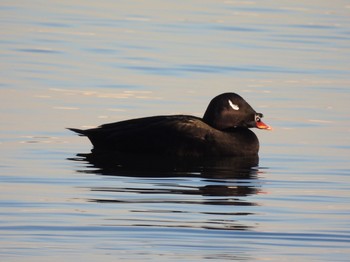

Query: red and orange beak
256;120;272;130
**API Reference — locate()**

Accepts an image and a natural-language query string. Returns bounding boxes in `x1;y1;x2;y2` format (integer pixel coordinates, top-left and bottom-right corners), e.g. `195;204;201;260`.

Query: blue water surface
1;1;350;261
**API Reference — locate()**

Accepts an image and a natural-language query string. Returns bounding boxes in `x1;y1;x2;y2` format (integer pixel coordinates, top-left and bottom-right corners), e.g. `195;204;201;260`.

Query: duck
68;92;271;157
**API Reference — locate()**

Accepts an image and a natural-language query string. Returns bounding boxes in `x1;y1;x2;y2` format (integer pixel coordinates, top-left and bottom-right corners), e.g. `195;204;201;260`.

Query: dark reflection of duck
70;152;261;198
72;151;259;175
69;153;263;231
68;93;271;157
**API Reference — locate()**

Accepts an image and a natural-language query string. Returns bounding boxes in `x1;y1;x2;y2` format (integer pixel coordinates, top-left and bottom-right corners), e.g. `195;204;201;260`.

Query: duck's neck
221;126;250;133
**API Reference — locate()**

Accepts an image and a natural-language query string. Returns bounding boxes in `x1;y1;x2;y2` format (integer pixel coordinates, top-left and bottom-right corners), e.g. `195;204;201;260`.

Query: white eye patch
228;100;239;110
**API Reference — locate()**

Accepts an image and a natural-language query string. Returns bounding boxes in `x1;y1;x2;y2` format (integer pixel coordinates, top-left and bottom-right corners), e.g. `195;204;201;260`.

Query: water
1;0;350;261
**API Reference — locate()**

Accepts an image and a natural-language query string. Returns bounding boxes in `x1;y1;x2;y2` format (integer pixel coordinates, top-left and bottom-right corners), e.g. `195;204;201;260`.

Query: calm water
1;1;350;261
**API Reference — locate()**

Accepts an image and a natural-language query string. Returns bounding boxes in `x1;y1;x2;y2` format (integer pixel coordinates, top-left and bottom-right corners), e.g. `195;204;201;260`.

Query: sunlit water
1;1;350;261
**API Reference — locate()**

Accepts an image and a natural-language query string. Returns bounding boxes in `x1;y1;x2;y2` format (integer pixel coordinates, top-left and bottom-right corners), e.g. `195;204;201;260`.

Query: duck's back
70;115;259;157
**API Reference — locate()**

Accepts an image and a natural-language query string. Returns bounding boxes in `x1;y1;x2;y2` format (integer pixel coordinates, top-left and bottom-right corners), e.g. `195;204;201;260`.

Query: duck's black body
69;93;271;157
69;115;259;157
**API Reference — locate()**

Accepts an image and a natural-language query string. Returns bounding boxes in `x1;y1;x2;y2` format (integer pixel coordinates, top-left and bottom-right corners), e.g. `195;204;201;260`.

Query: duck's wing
70;115;214;155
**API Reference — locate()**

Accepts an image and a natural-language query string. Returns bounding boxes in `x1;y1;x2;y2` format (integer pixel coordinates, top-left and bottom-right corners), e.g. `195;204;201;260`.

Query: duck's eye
255;113;264;122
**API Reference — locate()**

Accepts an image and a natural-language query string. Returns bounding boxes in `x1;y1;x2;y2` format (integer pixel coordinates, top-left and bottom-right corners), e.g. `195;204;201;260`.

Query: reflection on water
70;153;262;231
74;152;259;178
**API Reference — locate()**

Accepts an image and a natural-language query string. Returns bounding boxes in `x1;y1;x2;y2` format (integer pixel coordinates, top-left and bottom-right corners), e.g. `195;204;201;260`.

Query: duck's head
203;93;272;131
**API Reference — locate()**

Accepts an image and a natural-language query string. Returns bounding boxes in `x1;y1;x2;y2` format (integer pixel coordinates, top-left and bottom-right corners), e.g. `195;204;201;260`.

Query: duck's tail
67;128;86;136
